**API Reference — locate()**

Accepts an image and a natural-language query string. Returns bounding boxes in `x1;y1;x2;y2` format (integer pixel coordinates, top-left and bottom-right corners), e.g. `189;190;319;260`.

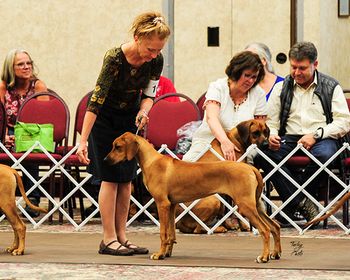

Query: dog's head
104;132;139;165
235;119;270;150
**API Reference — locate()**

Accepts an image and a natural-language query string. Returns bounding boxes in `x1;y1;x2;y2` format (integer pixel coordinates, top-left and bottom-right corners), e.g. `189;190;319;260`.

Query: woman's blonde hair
130;11;171;40
1;49;37;89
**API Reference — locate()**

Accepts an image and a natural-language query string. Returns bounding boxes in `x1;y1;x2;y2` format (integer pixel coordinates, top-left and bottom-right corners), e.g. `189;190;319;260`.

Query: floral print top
87;47;163;115
5;79;38;128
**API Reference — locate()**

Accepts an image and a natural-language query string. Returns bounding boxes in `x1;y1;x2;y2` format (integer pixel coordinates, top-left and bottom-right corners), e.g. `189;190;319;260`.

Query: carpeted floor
0;231;349;271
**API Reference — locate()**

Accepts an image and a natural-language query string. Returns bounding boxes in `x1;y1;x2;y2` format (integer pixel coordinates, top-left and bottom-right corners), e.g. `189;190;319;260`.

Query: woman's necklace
231;95;247;112
228;79;248;112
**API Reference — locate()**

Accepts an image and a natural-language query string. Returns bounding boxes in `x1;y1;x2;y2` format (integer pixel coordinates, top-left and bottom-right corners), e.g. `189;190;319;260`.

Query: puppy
0;164;47;255
176;119;269;234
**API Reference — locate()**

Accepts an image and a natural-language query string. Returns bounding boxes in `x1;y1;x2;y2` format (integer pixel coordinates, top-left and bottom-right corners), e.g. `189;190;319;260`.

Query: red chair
61;91;92;221
0;101;6;144
338;95;350;226
265;153;331;229
196;92;206;120
144;93;201;153
0;92;70;223
136;93;201;208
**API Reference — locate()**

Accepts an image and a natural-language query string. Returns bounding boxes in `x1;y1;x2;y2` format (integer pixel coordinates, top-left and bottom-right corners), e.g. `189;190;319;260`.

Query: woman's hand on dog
221;139;240;161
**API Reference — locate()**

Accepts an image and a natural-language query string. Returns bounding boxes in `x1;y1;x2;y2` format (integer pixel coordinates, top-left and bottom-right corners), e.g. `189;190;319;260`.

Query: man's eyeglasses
14;61;33;69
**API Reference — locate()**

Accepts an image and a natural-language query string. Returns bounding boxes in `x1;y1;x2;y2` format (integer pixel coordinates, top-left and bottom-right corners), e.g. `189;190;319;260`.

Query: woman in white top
183;51;267;162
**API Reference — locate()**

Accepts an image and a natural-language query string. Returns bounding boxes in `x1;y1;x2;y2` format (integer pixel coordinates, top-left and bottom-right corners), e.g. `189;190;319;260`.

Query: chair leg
48;171;57;224
342;172;349;226
79;193;85;222
58;172;67;224
322;179;330;229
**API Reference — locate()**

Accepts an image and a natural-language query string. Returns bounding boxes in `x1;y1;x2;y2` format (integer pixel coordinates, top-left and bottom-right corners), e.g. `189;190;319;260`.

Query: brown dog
0;164;47;255
105;132;281;263
176;119;270;234
304;192;350;228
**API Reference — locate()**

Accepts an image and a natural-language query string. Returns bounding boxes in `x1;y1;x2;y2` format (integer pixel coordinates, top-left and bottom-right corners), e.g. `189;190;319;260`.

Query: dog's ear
264;123;270;138
236;120;252;147
125;137;140;161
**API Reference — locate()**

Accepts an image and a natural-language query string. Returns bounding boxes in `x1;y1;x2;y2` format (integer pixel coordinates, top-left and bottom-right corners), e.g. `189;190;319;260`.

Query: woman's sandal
98;240;133;256
122;240;149;255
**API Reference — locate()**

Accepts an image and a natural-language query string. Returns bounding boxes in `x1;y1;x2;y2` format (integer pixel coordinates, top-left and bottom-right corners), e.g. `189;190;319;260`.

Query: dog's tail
251;166;267;214
252;166;264;202
12;169;48;214
304;192;350;228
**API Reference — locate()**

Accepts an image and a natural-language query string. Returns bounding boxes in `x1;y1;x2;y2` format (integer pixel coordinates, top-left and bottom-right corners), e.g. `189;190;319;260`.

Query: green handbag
14;122;54;153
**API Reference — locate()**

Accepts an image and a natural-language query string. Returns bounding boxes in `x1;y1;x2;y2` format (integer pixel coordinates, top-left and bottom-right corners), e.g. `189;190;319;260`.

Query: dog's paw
165;250;172;257
270;252;281;260
150;253;165;260
5;247;14;253
255;255;269;263
11;249;24;256
213;226;228;233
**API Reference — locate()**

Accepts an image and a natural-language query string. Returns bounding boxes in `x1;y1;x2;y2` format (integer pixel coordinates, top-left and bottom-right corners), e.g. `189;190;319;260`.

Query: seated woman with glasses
0;49;48;218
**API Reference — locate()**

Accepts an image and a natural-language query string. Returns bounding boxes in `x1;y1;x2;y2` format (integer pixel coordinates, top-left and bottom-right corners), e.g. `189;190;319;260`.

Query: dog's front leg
165;203;177;257
150;200;171;260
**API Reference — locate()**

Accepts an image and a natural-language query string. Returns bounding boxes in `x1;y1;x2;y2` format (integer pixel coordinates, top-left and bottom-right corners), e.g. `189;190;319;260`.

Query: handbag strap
17;122;41;135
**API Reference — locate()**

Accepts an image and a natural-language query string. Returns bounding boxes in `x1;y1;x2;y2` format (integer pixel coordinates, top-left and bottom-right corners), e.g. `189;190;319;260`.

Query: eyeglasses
242;72;258;81
14;61;33;69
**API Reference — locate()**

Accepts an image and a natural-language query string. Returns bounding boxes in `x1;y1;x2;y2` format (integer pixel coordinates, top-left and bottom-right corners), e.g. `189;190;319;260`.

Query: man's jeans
255;135;338;212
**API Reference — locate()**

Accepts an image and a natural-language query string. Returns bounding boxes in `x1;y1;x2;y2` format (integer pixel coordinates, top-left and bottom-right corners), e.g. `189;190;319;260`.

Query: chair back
72;91;91;145
196;92;206;119
0;102;6;143
16;92;70;151
144;93;201;150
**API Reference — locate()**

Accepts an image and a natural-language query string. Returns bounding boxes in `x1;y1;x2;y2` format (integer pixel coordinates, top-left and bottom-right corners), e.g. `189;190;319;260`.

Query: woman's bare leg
99;181;125;249
115;182;132;243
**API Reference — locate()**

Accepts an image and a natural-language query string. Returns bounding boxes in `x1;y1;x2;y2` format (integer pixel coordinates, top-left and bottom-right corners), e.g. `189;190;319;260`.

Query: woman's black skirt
88;107;138;183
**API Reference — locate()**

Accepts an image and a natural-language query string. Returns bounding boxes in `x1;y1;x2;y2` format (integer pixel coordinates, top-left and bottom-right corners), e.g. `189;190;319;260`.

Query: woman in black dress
77;12;170;256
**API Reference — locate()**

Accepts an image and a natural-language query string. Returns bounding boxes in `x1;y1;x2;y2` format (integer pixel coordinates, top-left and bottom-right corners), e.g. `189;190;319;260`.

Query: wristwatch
313;128;323;141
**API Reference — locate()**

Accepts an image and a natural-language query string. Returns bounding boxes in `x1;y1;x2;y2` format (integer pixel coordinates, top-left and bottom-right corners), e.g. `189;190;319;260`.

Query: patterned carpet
0;208;350;279
0;219;350;279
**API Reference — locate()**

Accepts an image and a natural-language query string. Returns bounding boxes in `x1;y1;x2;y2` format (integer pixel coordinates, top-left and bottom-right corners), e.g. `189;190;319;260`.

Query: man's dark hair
289;41;318;63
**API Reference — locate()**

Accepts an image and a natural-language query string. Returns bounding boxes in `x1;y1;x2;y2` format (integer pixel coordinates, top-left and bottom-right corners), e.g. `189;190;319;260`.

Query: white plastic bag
175;120;202;154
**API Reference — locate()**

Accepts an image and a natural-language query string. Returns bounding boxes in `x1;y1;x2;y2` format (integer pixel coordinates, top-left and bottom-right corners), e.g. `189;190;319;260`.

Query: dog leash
135;110;148;135
135;115;144;135
135;124;141;135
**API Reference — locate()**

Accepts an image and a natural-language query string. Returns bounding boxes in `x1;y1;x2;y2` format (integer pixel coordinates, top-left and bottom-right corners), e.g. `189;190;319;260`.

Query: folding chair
338;95;350;226
61;91;95;222
196;92;206;120
0;92;70;224
265;139;349;229
0;101;6;144
144;93;201;153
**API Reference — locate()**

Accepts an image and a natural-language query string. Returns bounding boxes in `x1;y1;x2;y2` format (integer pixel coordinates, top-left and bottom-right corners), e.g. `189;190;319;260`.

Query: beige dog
176;119;270;234
0;164;47;255
105;132;281;263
